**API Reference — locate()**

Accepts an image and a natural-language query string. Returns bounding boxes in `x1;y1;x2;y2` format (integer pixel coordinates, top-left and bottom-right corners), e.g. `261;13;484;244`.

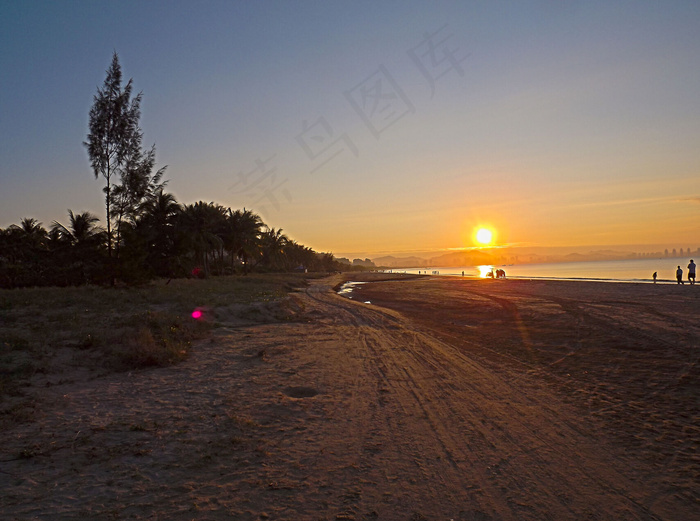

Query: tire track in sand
305;278;666;521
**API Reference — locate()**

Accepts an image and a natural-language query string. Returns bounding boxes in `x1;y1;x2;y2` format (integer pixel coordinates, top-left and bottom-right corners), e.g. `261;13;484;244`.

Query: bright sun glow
478;265;494;278
475;228;493;245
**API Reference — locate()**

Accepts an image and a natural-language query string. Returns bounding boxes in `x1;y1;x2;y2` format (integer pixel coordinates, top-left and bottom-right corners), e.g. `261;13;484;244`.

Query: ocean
392;257;696;283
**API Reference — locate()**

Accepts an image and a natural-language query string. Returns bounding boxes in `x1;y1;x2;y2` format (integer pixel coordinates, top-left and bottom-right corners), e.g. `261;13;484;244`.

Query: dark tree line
0;201;343;288
0;53;348;288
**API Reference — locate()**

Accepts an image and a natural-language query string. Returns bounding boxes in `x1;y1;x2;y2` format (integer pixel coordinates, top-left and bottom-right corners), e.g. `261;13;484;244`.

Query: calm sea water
394;257;696;283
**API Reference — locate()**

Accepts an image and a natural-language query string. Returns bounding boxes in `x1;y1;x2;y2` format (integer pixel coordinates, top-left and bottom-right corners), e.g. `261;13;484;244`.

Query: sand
1;274;698;520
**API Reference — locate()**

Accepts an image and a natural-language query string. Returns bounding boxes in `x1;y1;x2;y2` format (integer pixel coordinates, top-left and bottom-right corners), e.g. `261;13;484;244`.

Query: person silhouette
676;266;684;285
688;259;696;285
653;272;657;284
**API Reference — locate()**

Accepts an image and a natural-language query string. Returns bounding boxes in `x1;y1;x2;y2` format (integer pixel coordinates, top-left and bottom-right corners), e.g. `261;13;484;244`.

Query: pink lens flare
191;309;203;319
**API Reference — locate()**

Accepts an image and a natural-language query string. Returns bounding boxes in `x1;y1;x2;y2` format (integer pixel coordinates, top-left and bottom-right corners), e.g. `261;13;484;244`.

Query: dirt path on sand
1;276;695;520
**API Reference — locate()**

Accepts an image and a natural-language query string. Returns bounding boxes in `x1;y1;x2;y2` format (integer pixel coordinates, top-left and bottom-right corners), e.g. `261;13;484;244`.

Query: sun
475;228;493;245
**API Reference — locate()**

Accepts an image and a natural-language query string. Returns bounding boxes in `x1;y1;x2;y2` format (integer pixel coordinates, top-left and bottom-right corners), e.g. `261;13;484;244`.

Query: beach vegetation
0;200;362;288
0;272;315;423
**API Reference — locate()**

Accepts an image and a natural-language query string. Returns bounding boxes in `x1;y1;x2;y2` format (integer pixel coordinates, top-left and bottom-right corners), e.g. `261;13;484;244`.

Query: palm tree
208;203;231;274
138;190;181;246
6;218;48;264
111;148;168;259
45;226;65;252
223;208;262;273
283;240;316;271
51;211;103;248
176;202;224;276
0;226;23;264
140;189;180;227
49;211;105;285
259;227;288;270
133;189;182;276
319;252;338;272
16;218;47;251
17;217;44;234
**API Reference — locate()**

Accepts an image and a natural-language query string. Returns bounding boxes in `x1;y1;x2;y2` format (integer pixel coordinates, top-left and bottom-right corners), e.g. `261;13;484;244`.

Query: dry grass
0;273;316;417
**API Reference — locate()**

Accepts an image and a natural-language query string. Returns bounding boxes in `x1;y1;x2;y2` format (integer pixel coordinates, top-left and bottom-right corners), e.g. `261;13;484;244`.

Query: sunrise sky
1;1;699;258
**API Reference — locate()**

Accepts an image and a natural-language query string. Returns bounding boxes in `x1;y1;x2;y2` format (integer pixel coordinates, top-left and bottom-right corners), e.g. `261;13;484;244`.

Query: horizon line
335;243;700;260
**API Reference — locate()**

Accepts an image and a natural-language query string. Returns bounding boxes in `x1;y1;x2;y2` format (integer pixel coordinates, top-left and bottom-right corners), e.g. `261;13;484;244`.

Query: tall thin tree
84;52;142;258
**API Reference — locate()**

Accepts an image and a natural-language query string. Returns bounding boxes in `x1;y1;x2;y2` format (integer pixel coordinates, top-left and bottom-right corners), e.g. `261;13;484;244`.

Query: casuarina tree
84;52;140;257
84;52;165;260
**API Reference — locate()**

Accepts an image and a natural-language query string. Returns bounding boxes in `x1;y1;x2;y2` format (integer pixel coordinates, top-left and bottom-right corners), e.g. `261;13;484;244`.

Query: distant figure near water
688;259;696;285
653;272;657;284
676;266;684;285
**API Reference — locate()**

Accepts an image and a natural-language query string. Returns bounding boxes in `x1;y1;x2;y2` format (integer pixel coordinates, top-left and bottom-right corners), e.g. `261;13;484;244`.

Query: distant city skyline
360;243;700;267
2;1;699;257
335;243;700;264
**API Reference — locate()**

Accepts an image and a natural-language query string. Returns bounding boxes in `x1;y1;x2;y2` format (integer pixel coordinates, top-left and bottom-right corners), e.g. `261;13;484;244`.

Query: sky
1;0;699;259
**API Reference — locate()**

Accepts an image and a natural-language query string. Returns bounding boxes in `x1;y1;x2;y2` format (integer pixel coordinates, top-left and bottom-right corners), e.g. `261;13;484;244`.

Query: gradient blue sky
2;1;699;257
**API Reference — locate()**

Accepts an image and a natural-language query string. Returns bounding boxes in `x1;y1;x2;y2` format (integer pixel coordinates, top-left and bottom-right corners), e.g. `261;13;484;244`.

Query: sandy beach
1;274;698;520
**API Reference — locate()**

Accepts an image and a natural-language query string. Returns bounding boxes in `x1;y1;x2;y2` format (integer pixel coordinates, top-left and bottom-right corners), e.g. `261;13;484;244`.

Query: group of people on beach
479;269;506;279
660;259;696;284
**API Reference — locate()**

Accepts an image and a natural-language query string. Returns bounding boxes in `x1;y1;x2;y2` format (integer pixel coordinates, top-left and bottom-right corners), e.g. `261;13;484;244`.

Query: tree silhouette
84;52;167;266
50;211;105;285
223;208;262;273
111;144;168;259
17;218;47;252
1;201;345;287
134;189;182;276
51;210;103;249
259;227;288;270
1;218;47;265
84;52;142;258
176;202;225;277
1;55;347;286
